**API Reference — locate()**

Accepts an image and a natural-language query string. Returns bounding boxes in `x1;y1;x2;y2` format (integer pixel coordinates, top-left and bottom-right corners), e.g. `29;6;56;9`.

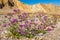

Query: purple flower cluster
13;9;20;13
18;12;29;19
2;10;57;38
10;18;18;24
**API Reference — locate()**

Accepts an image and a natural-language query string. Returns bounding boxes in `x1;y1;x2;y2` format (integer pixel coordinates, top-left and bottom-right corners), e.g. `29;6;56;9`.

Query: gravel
0;14;60;40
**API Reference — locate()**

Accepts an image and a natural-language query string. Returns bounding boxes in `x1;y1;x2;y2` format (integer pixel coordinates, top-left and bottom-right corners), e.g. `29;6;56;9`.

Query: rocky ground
41;22;60;40
0;14;60;40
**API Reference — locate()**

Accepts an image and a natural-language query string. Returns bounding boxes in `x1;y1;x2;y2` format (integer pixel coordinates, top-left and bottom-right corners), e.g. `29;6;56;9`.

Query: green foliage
40;30;46;34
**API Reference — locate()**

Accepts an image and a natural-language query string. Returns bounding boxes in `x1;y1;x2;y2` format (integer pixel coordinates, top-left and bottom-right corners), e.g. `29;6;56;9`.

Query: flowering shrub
3;9;57;38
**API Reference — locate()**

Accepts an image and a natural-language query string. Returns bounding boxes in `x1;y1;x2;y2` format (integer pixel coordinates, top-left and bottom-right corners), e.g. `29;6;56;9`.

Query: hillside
0;0;60;15
14;0;60;15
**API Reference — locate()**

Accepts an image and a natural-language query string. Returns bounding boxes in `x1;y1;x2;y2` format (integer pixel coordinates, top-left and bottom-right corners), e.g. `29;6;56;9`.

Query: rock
0;0;15;9
8;0;14;7
41;22;60;40
0;0;60;14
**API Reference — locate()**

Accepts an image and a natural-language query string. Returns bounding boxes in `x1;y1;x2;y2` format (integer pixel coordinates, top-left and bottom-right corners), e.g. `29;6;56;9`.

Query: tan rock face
14;0;60;14
0;0;14;5
0;0;60;15
0;0;15;9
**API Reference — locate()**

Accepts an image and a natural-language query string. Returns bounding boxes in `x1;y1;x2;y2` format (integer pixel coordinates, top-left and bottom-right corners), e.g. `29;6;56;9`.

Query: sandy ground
0;14;60;40
41;22;60;40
